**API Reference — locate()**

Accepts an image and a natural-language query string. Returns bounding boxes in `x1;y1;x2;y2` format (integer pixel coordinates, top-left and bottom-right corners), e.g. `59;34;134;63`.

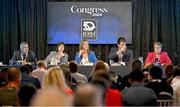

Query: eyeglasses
22;46;29;48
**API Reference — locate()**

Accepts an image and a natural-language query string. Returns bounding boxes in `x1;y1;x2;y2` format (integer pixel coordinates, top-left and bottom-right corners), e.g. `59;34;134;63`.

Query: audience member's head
91;60;109;77
8;67;21;88
20;64;33;75
132;59;142;71
172;64;180;77
37;60;47;70
18;84;37;106
73;84;102;106
149;66;162;80
42;67;66;90
129;70;144;83
69;61;78;73
0;67;9;87
30;87;70;106
108;71;118;83
61;68;76;89
164;64;174;78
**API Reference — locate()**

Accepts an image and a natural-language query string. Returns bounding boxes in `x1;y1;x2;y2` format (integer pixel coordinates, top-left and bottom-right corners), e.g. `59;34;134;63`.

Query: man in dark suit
11;42;37;65
108;37;133;66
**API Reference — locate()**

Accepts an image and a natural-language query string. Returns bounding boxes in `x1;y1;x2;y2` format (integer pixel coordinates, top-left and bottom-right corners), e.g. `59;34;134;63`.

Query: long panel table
77;65;132;78
0;65;132;79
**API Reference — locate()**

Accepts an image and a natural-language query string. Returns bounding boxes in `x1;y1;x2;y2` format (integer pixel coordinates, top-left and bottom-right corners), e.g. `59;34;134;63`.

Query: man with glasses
11;42;37;65
108;37;133;66
144;42;172;69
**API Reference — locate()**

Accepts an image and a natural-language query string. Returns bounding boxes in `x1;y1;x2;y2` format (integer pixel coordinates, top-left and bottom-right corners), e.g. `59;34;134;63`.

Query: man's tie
23;54;26;60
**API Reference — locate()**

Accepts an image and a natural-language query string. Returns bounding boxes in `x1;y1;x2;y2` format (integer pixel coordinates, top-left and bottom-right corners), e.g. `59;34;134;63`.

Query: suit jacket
75;51;97;64
108;47;133;65
45;51;68;65
145;52;172;65
11;50;37;65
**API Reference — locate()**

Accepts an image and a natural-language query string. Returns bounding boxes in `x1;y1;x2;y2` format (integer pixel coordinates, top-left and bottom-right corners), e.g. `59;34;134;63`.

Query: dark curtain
132;0;180;65
0;0;180;65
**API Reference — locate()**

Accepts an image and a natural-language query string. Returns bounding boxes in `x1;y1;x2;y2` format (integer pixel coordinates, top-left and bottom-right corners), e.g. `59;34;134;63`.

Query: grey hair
20;42;28;49
154;42;163;48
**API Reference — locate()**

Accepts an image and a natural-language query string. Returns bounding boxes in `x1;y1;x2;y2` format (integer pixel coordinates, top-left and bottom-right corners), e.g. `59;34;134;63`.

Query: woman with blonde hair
75;40;97;64
42;67;73;95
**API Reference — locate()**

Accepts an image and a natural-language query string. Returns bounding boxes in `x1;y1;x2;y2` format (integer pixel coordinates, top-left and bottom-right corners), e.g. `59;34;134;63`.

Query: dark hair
164;64;174;77
149;66;162;79
117;37;126;44
132;59;142;71
56;42;65;51
172;64;180;77
18;84;37;106
129;70;144;82
69;61;78;73
108;71;117;79
57;42;64;46
0;67;9;87
20;64;33;74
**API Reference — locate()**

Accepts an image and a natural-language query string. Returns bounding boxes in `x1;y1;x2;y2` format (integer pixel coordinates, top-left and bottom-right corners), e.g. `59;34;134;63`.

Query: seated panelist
11;42;37;65
45;42;68;65
108;37;133;66
144;42;172;69
75;40;97;64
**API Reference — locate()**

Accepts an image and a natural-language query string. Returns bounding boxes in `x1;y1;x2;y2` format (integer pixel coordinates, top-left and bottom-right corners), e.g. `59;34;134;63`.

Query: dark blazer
11;50;37;65
108;47;133;65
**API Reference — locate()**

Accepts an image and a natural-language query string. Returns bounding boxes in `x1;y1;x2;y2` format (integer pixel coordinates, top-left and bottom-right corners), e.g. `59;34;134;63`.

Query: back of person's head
108;71;118;82
61;68;72;85
172;64;180;77
117;37;126;44
8;67;21;83
69;61;78;73
30;87;70;106
149;66;162;79
129;70;144;83
42;67;66;90
91;60;108;76
132;59;142;71
73;84;102;106
18;84;37;106
0;67;9;87
37;60;47;69
20;64;33;75
92;69;110;81
164;64;174;77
